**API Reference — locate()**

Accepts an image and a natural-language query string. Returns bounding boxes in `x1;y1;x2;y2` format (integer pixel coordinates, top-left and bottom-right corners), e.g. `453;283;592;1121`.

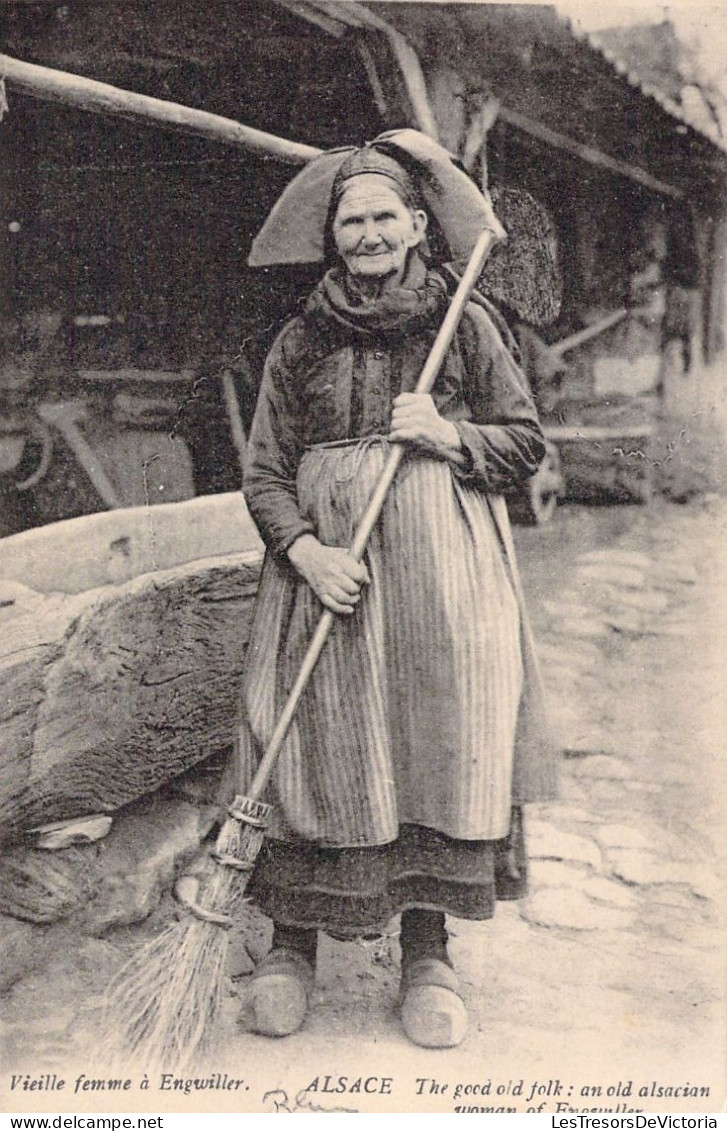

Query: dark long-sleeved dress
238;264;558;935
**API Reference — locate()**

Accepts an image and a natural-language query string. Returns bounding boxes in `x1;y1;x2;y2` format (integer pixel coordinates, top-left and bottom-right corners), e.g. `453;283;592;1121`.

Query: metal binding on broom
102;215;506;1074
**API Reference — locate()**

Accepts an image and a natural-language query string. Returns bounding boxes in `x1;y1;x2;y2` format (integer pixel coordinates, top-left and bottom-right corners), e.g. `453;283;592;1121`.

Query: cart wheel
15;419;54;492
508;441;564;525
526;479;559;524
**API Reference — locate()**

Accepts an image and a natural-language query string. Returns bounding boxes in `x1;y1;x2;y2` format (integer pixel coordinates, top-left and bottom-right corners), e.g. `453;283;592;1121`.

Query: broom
102;219;506;1073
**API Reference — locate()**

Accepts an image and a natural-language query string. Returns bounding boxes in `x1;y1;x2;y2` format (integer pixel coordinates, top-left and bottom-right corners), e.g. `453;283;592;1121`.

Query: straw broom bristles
102;795;270;1074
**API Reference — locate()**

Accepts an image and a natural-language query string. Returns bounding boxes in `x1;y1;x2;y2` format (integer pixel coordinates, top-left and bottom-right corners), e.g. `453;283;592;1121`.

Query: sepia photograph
0;0;725;1116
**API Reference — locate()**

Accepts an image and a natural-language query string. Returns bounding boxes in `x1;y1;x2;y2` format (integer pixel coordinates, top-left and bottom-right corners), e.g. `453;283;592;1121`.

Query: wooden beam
0;491;262;595
75;368;195;384
0;550;263;842
544;424;655;441
288;0;439;139
0;54;322;165
356;40;390;121
552;308;630;358
500;105;684;201
273;0;346;38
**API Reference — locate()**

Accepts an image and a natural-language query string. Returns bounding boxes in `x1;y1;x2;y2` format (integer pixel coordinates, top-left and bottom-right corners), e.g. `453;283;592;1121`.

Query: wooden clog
238;947;314;1038
399;957;468;1048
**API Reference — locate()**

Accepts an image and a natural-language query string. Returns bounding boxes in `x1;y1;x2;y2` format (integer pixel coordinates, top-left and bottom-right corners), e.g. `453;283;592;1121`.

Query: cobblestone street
3;489;724;1115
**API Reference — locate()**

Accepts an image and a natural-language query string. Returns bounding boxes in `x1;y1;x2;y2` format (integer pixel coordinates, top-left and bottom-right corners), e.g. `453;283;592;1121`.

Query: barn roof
564;15;726;154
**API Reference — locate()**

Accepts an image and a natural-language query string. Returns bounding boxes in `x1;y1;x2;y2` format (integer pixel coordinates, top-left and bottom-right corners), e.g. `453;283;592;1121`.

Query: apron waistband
305;434;389;452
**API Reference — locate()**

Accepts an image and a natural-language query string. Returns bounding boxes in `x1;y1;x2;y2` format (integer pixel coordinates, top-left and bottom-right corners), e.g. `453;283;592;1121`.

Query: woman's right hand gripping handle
287;533;371;615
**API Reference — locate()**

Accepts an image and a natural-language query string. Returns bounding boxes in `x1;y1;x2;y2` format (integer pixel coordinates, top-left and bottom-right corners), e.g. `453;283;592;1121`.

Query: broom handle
245;224;505;801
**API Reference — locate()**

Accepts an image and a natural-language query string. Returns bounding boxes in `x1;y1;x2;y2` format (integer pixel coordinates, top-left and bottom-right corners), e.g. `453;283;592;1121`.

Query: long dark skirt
248;809;527;937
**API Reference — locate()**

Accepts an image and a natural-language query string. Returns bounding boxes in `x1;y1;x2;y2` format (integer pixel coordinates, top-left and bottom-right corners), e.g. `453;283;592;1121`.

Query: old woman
237;136;556;1048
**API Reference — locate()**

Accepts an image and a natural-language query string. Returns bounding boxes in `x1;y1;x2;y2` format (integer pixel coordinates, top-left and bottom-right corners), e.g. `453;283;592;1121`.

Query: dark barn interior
1;0;388;525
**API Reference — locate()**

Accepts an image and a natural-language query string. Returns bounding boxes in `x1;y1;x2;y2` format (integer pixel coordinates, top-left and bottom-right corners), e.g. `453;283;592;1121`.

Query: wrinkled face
331;175;428;286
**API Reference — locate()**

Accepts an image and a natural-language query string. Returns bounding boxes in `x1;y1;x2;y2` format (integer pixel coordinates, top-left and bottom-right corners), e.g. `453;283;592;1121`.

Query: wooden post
220;371;248;478
461;97;500;197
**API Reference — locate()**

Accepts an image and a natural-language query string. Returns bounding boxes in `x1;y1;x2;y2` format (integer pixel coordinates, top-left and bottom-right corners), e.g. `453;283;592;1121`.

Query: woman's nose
362;218;380;244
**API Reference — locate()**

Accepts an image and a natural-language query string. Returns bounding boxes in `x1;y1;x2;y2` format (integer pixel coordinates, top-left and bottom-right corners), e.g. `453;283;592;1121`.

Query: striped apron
237;439;524;848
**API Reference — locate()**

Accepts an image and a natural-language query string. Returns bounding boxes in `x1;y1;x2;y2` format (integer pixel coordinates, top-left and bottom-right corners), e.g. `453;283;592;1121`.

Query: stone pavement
1;495;725;1112
442;493;726;1093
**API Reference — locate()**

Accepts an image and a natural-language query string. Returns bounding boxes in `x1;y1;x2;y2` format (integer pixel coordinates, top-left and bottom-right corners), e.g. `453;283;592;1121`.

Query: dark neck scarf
304;254;449;338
